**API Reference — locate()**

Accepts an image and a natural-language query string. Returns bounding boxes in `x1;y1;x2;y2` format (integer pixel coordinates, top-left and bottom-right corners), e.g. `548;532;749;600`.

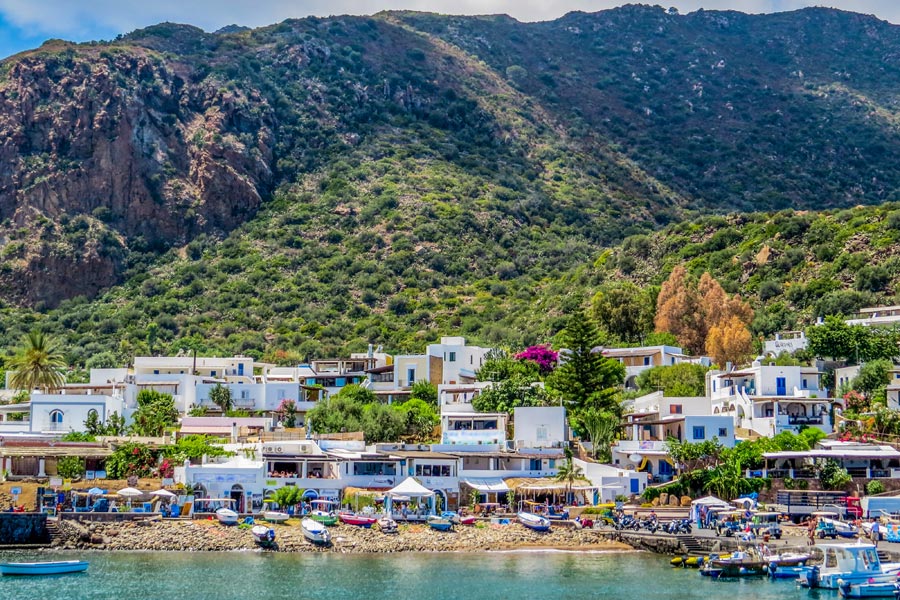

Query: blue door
238;363;244;376
630;479;640;494
776;377;786;395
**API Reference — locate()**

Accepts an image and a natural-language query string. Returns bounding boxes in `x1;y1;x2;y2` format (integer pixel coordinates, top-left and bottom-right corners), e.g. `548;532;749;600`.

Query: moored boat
518;512;551;532
339;512;378;528
799;543;900;589
301;517;331;544
427;514;454;531
0;561;89;576
263;511;290;524
767;564;806;579
838;580;900;598
701;551;768;578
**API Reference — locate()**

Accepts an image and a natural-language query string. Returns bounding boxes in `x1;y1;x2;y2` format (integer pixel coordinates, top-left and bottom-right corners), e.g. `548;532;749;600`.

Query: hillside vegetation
0;7;899;364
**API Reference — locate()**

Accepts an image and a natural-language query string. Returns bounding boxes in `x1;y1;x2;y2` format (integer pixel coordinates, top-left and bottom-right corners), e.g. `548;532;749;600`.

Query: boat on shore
427;514;454;531
251;525;276;548
309;500;338;526
338;512;378;528
263;511;290;524
215;507;239;525
378;516;398;534
301;517;331;544
0;561;89;576
518;512;551;533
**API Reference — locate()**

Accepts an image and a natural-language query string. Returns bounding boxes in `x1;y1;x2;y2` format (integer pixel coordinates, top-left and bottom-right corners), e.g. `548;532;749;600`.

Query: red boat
459;515;476;525
338;512;378;528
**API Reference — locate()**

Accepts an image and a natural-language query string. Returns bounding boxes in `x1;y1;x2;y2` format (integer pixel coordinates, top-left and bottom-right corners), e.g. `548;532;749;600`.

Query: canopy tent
504;477;597;506
460;478;510;493
385;477;435;520
691;495;731;508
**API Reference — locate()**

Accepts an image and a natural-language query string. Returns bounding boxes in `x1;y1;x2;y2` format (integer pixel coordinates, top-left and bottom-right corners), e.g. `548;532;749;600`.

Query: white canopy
116;487;144;497
691;495;731;507
387;477;434;498
461;478;509;493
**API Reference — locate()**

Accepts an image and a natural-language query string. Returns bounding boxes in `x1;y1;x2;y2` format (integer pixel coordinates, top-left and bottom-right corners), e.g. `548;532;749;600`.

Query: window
240;390;249;400
449;352;456;362
643;356;651;366
529;459;542;470
407;368;416;385
718;428;728;437
802;378;808;389
536;425;548;441
692;426;706;440
671;357;676;365
50;410;64;425
211;371;216;377
669;404;683;414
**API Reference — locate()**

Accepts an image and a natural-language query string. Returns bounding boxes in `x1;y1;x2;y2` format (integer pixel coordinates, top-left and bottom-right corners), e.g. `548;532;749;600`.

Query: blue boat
799;543;900;589
0;561;89;576
518;512;551;532
427;515;454;531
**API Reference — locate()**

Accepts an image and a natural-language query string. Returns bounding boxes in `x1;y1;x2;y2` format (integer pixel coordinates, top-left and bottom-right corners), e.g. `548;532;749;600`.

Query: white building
709;361;832;437
512;406;567;449
764;331;809;356
426;336;494;385
0;385;128;436
600;345;711;389
846;305;900;327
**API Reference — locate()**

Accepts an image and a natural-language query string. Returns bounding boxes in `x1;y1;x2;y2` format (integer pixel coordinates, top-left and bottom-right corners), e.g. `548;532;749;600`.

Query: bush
57;456;86;479
866;480;886;496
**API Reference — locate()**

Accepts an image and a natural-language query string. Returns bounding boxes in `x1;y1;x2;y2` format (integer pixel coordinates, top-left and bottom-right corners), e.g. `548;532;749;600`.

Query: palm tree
209;384;233;414
555;447;584;505
8;331;65;392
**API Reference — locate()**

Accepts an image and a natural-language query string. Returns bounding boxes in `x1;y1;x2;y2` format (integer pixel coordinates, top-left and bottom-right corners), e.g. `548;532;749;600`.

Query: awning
461;478;510;493
504;477;595;492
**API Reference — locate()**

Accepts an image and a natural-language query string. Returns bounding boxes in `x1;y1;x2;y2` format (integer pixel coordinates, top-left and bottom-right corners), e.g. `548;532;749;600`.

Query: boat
215;507;239;525
263;511;290;524
0;561;89;576
766;551;810;566
338;512;378;528
251;525;276;548
701;551;768;578
301;517;331;544
815;514;861;539
839;581;900;598
799;543;900;589
378;516;398;534
459;514;477;526
440;511;461;524
308;500;338;526
518;512;551;533
427;514;454;531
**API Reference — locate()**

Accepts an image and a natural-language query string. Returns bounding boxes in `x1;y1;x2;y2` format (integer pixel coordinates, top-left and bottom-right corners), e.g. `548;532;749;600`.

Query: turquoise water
0;550;816;599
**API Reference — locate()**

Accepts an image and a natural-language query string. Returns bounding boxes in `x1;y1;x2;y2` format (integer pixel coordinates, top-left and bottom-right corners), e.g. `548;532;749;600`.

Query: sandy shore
52;519;632;554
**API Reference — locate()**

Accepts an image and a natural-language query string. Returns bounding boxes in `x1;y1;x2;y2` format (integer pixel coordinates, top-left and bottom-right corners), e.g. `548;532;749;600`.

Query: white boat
0;561;89;576
518;512;551;532
251;525;276;547
215;507;239;525
799;543;900;589
378;516;398;534
264;511;290;524
301;517;331;544
839;581;899;598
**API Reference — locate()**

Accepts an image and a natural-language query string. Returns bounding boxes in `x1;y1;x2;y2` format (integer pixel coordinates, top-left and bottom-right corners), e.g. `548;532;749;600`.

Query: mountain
0;6;900;363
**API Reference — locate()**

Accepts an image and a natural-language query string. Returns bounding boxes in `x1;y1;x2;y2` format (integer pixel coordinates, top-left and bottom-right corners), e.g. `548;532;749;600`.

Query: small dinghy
251;525;276;548
301;517;331;544
378;516;398;534
518;512;551;532
0;561;89;576
263;511;290;524
427;514;454;531
338;512;378;528
216;507;239;525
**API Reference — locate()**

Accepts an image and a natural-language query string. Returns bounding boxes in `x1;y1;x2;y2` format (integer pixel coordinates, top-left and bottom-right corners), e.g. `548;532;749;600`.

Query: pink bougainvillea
515;344;559;374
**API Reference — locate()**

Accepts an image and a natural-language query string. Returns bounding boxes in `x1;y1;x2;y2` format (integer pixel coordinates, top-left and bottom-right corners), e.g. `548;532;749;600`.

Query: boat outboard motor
807;566;819;588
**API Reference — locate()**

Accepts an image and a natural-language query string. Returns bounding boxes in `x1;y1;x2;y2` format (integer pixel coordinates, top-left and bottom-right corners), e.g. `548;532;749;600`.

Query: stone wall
0;513;49;545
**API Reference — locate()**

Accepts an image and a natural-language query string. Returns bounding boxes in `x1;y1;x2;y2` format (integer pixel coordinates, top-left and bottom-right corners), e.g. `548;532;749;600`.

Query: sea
0;549;817;599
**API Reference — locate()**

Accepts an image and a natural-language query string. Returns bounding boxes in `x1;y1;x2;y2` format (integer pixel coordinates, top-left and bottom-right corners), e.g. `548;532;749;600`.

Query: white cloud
0;0;898;39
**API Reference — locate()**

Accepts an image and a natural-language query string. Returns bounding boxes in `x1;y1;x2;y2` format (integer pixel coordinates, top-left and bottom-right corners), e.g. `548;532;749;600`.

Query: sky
0;0;899;59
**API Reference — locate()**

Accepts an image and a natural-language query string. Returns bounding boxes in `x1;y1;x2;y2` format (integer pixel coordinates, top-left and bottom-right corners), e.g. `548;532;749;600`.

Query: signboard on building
49;477;62;488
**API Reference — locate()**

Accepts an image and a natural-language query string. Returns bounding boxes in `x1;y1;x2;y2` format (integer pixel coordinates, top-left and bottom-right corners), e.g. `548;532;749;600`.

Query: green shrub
866;480;886;495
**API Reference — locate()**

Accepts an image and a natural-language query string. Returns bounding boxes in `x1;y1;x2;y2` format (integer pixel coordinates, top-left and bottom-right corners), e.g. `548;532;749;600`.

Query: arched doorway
230;484;245;513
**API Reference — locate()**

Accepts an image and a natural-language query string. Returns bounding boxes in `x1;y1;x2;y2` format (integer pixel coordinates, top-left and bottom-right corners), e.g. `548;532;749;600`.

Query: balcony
612;440;669;453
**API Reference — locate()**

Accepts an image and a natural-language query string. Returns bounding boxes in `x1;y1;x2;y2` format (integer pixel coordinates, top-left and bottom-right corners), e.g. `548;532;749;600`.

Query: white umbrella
150;489;177;498
117;487;144;497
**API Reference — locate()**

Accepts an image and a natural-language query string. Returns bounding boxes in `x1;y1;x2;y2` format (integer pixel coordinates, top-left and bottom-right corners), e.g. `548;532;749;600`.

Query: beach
52;518;631;553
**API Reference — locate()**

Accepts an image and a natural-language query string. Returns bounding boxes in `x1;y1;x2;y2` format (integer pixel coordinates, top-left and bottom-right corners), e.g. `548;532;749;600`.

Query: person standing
807;516;817;546
872;519;881;547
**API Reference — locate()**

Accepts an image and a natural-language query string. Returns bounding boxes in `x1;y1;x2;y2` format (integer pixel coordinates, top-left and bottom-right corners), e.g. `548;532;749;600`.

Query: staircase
677;535;706;556
877;549;890;563
45;519;63;545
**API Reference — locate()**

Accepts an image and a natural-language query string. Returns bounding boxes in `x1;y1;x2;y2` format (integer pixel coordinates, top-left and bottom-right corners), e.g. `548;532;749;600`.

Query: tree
807;316;900;363
130;389;178;437
57;456;86;479
209;384;233;413
581;409;619;462
555;447;584;503
105;442;159;479
360;403;406;443
852;359;893;402
85;351;118;370
655;266;705;354
275;399;299;428
164;435;232;464
547;310;625;417
477;350;538;382
590;282;654;344
8;331;66;392
397;399;439;441
271;486;305;510
84;410;126;436
635;363;709;397
819;459;852;490
706;315;754;367
472;376;550;413
409;380;438;407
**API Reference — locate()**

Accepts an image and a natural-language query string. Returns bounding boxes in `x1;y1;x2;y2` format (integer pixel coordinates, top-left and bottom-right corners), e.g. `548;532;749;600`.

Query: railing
787;415;823;425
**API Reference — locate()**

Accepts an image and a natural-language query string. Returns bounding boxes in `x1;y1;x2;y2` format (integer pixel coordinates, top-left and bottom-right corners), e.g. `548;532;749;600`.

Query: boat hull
378;517;398;534
839;582;900;598
427;516;453;531
309;512;338;526
0;561;89;576
263;512;290;524
215;508;239;525
301;518;331;544
518;512;551;532
339;513;378;528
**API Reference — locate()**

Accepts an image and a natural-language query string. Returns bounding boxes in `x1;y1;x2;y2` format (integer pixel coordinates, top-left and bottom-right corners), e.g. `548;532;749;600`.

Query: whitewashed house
600;345;711;390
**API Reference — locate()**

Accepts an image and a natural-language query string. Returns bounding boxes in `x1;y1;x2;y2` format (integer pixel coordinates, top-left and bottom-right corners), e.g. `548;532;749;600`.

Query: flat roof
764;448;900;460
382;450;459;460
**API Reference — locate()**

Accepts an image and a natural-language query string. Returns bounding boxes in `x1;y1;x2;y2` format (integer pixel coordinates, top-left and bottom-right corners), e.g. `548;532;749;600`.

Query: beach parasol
150;489;177;498
116;487;144;497
87;487;105;496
